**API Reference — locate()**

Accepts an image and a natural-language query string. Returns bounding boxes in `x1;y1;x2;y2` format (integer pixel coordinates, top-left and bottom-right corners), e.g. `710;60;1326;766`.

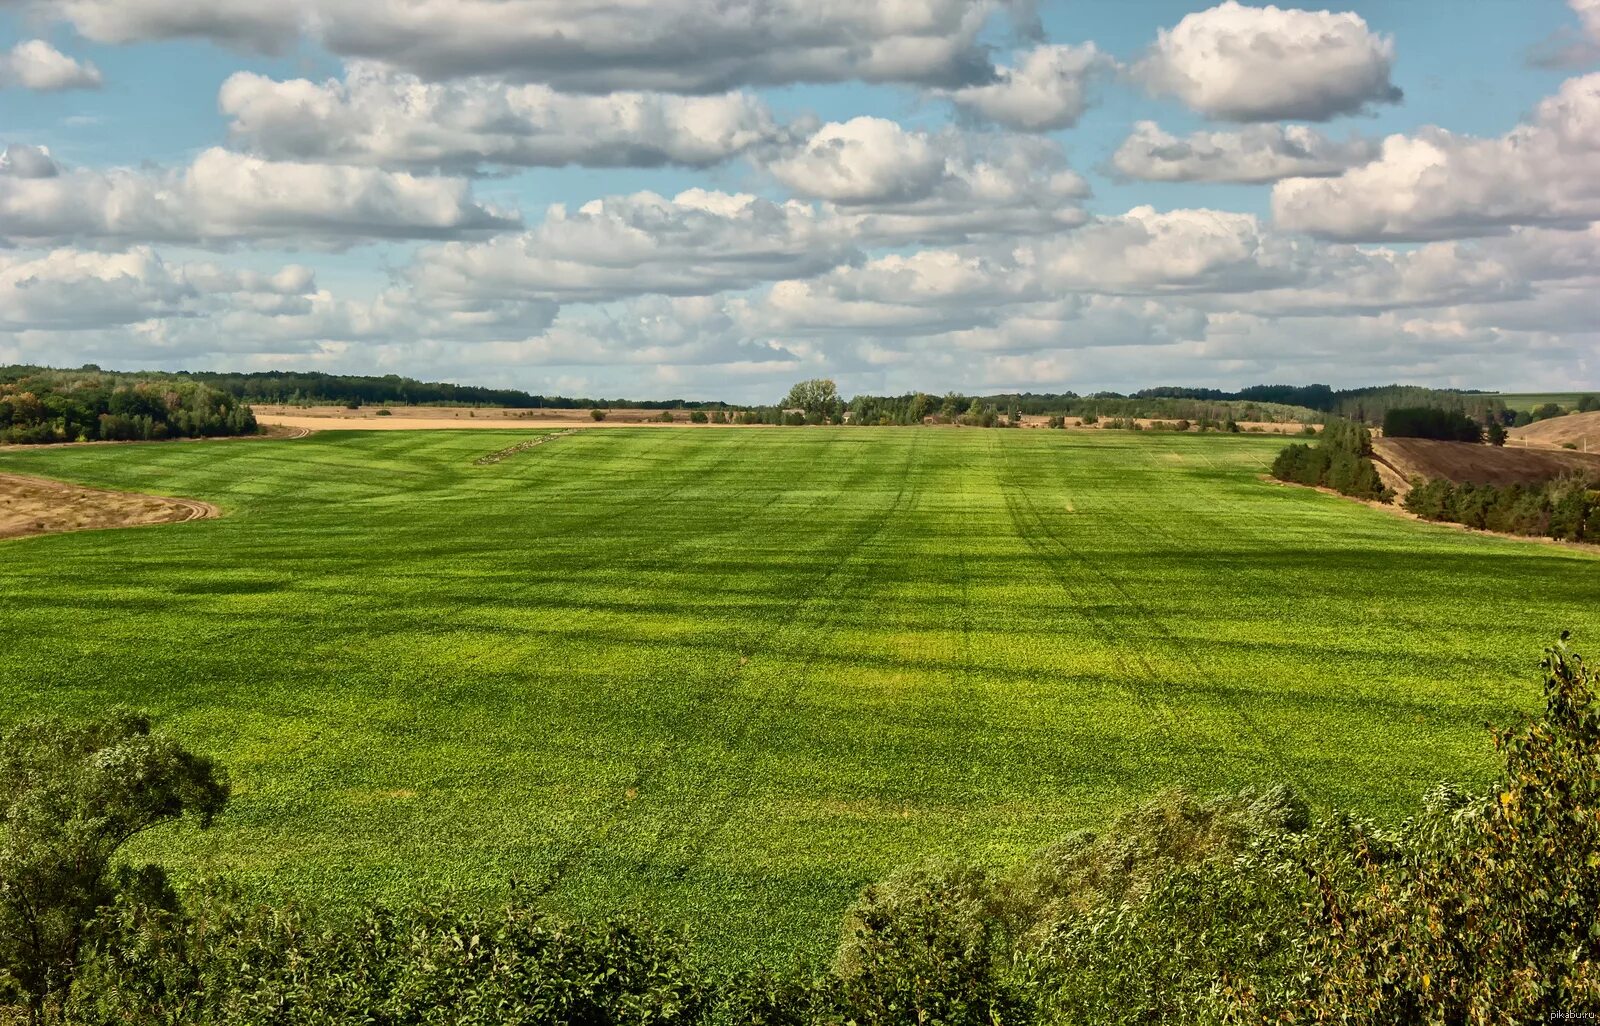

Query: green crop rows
2;428;1597;961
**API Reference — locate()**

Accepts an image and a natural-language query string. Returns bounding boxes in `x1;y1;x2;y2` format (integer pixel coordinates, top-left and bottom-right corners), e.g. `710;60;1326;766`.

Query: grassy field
2;428;1598;962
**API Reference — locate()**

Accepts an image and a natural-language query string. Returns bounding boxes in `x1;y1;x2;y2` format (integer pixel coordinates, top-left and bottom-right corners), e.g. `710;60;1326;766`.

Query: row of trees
7;638;1600;1023
1270;420;1390;501
1329;385;1509;426
1131;383;1518;427
2;366;740;415
779;380;1314;428
0;370;256;445
1404;475;1600;541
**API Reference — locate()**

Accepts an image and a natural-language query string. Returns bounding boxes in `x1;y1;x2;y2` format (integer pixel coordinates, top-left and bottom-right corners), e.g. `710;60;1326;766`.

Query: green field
1489;392;1593;411
2;428;1597;962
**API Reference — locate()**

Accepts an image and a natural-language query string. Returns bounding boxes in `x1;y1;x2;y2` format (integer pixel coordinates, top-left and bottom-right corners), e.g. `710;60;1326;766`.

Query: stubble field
1;428;1596;961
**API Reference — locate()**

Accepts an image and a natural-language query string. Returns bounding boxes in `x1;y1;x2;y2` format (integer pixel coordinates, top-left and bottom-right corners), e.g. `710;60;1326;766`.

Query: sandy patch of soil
0;473;219;542
1509;410;1600;451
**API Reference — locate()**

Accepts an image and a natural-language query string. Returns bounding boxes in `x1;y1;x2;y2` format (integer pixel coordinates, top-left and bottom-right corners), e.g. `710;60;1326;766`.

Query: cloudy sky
2;0;1597;401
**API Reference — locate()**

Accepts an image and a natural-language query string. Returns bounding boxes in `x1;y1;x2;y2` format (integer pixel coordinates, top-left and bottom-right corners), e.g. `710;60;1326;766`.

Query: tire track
1005;437;1302;784
524;432;921;896
643;431;925;878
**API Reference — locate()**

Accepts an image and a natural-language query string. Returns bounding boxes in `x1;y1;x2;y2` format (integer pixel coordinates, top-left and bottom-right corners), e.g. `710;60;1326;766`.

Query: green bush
591;408;608;421
72;895;706;1026
0;711;228;1020
0;371;256;444
1288;634;1600;1021
833;863;1020;1026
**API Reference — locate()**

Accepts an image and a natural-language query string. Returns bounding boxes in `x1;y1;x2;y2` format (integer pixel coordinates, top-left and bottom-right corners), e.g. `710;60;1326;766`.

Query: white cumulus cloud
220;64;791;172
13;0;1012;91
1272;73;1600;240
764;119;1089;244
0;247;313;331
1136;2;1402;121
0;39;101;90
0;147;519;248
408;189;854;305
940;43;1112;131
1112;121;1377;183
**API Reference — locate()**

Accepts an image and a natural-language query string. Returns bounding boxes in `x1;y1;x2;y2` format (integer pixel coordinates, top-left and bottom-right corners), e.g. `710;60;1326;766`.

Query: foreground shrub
832;863;1019;1026
72;894;706;1026
0;711;228;1021
1291;634;1600;1021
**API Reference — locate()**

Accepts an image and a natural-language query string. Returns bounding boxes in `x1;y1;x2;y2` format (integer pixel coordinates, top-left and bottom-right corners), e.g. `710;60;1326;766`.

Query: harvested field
1;429;1596;963
1509;409;1600;451
0;472;218;541
1372;437;1600;494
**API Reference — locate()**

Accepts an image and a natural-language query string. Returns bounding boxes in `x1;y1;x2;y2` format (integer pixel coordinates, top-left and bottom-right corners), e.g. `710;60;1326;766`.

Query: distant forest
2;364;1551;430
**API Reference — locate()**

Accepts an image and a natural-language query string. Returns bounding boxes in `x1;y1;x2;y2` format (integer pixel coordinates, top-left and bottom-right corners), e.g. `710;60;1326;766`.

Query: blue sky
2;0;1597;401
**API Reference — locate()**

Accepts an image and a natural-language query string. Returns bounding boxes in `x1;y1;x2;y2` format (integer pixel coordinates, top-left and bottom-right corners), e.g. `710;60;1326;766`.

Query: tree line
777;380;1319;428
0;369;256;445
7;636;1600;1023
1;366;734;414
1404;475;1600;542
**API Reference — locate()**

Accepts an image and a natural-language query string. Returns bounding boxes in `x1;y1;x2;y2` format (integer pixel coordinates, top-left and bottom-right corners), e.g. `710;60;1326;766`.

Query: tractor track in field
648;432;924;879
524;433;922;896
509;429;749;540
523;437;892;890
999;483;1190;739
1025;438;1305;785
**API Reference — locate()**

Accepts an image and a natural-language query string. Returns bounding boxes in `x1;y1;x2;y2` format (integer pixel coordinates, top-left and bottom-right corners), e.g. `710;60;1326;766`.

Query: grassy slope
2;428;1597;962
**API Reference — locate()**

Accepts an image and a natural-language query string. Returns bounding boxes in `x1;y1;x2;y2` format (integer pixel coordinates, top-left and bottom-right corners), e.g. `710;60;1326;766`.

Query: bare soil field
1372;437;1600;494
0;472;218;541
1509;410;1600;450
